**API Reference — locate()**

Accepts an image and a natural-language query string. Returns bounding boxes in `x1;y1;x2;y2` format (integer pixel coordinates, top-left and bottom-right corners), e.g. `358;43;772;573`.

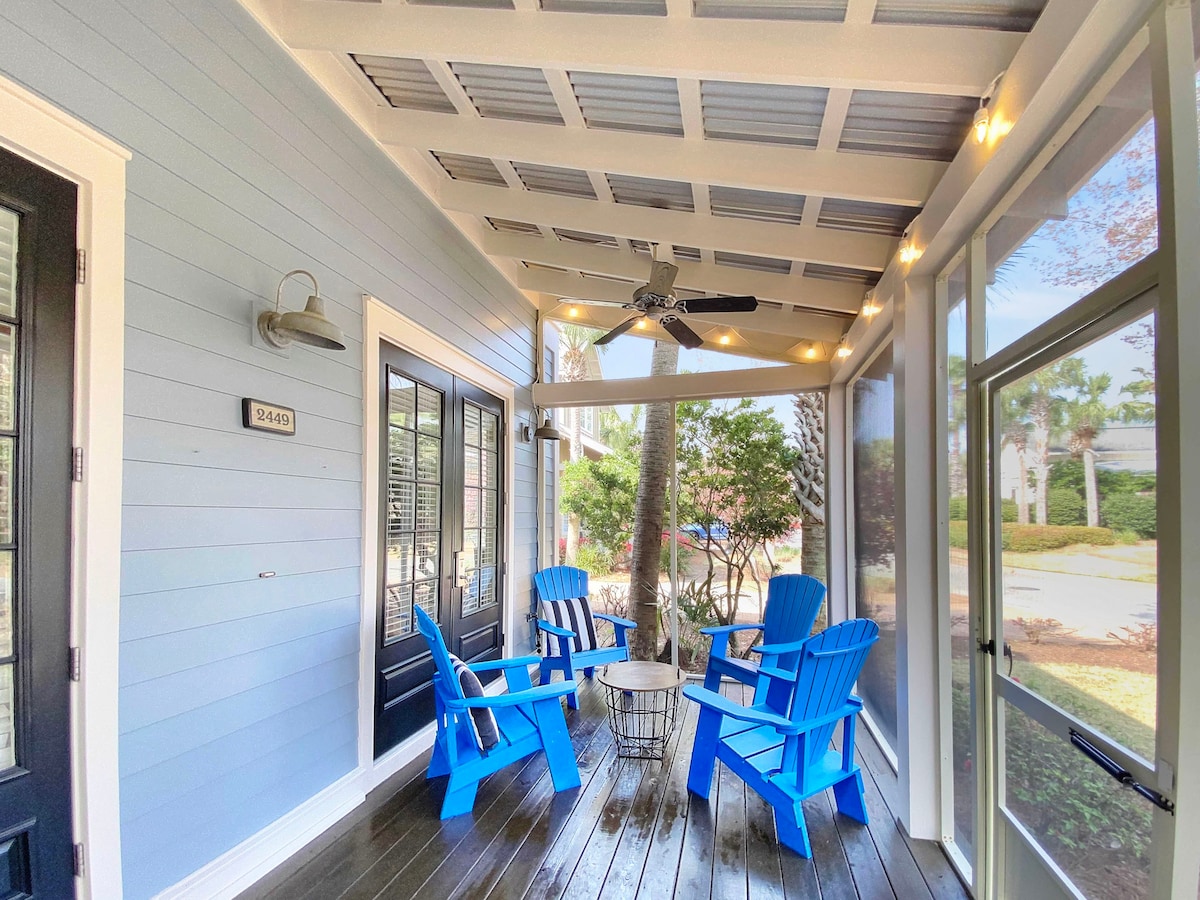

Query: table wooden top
597;661;687;692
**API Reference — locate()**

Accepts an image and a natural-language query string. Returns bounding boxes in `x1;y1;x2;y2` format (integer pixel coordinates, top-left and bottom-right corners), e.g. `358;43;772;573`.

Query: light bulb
898;239;921;264
567;306;579;318
836;339;852;359
718;333;731;345
973;105;990;144
804;343;818;360
635;319;647;330
861;298;881;317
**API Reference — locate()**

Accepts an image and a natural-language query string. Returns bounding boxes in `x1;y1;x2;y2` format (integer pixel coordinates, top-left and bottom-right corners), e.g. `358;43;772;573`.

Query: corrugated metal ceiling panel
451;62;564;124
804;262;882;285
351;55;457;113
512;162;598;198
554;228;621;248
488;217;543;234
714;250;793;274
570;71;684;136
839;89;976;161
608;174;694;212
817;197;918;236
694;0;846;20
672;246;703;263
710;185;805;225
541;0;667;14
432;152;508;186
410;0;514;8
702;81;827;146
873;0;1046;31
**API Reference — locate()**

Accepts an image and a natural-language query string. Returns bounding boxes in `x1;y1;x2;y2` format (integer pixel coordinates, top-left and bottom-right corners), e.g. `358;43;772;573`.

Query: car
680;523;730;542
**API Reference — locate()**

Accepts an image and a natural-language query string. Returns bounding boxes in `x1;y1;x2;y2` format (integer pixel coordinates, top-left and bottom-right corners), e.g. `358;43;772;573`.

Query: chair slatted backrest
415;606;465;704
533;566;589;603
762;574;827;672
786;619;879;765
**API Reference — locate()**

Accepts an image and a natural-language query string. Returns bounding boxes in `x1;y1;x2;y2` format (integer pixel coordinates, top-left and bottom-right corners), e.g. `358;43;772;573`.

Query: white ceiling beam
532;362;832;406
664;0;693;18
843;0;878;26
485;231;864;311
524;271;850;341
422;60;478;117
276;3;1022;95
816;88;853;152
441;181;893;268
543;69;587;128
373;107;941;206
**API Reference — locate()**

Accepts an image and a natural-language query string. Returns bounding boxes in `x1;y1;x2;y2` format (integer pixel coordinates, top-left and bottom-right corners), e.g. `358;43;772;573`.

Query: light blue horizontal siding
0;0;540;895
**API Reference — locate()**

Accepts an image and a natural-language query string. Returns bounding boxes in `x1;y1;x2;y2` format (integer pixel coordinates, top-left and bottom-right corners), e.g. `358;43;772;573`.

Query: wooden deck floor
241;678;970;900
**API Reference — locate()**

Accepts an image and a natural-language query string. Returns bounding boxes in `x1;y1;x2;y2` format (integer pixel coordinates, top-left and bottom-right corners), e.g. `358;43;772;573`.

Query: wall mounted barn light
521;407;564;442
257;269;346;351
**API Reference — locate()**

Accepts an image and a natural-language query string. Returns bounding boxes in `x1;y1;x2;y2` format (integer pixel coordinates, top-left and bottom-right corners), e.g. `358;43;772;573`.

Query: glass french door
374;345;505;758
978;292;1173;900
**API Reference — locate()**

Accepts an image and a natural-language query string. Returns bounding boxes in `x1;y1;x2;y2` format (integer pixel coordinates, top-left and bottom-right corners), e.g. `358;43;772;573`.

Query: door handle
1069;729;1175;814
453;550;468;588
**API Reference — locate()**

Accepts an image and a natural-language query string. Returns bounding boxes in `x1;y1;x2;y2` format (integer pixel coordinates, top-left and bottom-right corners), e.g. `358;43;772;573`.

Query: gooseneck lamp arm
275;269;319;315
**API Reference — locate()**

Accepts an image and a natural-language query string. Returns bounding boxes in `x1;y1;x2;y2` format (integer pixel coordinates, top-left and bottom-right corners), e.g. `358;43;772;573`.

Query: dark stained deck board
240;677;971;900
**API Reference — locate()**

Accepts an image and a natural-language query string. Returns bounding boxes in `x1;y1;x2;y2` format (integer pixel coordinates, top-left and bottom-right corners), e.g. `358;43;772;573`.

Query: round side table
597;661;687;760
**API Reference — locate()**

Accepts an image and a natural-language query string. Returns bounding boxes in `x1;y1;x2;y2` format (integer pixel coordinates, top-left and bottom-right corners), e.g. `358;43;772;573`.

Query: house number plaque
242;398;296;435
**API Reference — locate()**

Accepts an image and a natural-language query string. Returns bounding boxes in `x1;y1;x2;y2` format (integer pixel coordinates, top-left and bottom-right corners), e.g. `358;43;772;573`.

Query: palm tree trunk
1016;448;1030;525
1082;446;1100;527
801;519;826;581
629;341;679;660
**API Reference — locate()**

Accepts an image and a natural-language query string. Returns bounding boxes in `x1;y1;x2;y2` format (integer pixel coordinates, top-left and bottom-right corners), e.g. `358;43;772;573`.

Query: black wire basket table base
597;661;687;760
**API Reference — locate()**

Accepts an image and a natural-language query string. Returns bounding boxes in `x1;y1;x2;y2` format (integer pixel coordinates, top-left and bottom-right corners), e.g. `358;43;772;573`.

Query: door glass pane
0;551;10;659
384;369;442;643
0;438;10;544
994;314;1157;762
1002;700;1151;899
0;663;13;769
985;45;1155;357
0;323;14;433
463;404;500;616
0;207;16;318
945;260;976;863
852;344;898;751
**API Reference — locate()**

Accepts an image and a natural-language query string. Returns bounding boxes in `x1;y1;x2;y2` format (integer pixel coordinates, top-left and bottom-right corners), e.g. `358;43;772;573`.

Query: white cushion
539;596;599;657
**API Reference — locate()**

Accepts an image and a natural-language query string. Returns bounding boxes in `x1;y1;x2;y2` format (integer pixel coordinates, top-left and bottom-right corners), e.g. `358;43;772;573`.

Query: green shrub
1101;493;1156;539
948;520;969;549
1046;487;1085;526
575;543;614;576
1114;529;1141;546
947;496;1016;522
1002;524;1115;552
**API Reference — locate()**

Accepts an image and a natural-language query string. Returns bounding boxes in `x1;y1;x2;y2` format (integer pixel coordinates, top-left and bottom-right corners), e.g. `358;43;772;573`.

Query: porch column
893;274;940;839
826;381;850;626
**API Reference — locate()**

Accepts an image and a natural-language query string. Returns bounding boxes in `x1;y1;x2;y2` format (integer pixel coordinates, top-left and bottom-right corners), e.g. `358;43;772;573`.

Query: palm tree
629;340;679;660
1016;360;1076;525
558;324;605;563
1064;372;1113;527
791;391;826;581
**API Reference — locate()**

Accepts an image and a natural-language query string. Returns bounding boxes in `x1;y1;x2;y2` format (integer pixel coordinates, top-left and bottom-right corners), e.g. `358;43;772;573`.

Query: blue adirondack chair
415;606;581;818
533;565;637;709
701;573;826;703
684;618;879;858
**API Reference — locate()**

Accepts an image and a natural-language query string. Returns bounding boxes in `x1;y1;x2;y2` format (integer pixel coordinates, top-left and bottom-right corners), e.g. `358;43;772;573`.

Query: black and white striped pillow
449;654;500;751
539;597;598;657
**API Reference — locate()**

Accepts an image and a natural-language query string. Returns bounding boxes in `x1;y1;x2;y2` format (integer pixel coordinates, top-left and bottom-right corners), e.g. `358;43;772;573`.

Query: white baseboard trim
152;769;365;900
365;722;437;792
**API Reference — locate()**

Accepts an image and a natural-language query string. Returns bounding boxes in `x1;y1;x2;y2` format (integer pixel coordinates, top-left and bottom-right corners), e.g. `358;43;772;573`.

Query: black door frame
370;335;510;760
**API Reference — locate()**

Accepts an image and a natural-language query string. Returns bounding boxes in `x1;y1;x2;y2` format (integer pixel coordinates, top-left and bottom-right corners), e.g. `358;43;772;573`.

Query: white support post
893;274;941;840
1149;3;1200;897
826;383;850;625
669;406;679;670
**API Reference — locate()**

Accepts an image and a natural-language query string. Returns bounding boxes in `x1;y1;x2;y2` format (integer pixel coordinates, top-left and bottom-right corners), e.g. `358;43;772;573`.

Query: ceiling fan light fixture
566;305;580;318
718;333;732;346
803;342;819;360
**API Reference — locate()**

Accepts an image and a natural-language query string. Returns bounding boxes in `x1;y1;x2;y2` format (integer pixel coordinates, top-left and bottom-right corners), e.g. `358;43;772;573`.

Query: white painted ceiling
253;0;1047;363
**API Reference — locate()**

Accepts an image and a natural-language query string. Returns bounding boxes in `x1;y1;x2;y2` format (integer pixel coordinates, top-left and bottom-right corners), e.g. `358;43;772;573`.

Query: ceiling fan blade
647;261;679;296
594;314;643;345
662;316;704;349
560;297;633;308
680;295;759;314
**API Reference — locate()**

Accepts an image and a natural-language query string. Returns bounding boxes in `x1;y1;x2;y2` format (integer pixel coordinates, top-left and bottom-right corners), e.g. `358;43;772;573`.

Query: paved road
952;562;1156;639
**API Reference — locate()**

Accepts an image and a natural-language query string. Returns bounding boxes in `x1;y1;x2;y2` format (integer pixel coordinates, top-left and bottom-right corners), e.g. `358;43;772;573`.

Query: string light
898;238;922;264
861;295;881;317
835;337;852;359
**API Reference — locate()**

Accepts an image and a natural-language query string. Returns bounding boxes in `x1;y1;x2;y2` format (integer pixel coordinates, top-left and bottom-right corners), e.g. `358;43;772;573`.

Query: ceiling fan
566;259;758;349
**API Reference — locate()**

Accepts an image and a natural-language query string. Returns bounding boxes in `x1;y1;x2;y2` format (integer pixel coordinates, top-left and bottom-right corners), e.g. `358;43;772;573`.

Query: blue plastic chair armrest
699;623;764;637
593;612;637;630
749;637;809;658
446;681;578;710
536;618;576;638
467;655;540;674
792;701;866;734
682;685;801;733
755;665;797;685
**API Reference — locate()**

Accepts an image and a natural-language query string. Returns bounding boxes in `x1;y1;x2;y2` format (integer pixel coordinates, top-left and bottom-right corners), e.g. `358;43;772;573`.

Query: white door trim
359;294;519;790
0;75;129;900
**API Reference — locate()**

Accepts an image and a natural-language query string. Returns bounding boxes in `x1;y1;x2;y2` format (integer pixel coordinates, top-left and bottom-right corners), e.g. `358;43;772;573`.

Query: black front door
374;345;505;757
0;148;77;896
